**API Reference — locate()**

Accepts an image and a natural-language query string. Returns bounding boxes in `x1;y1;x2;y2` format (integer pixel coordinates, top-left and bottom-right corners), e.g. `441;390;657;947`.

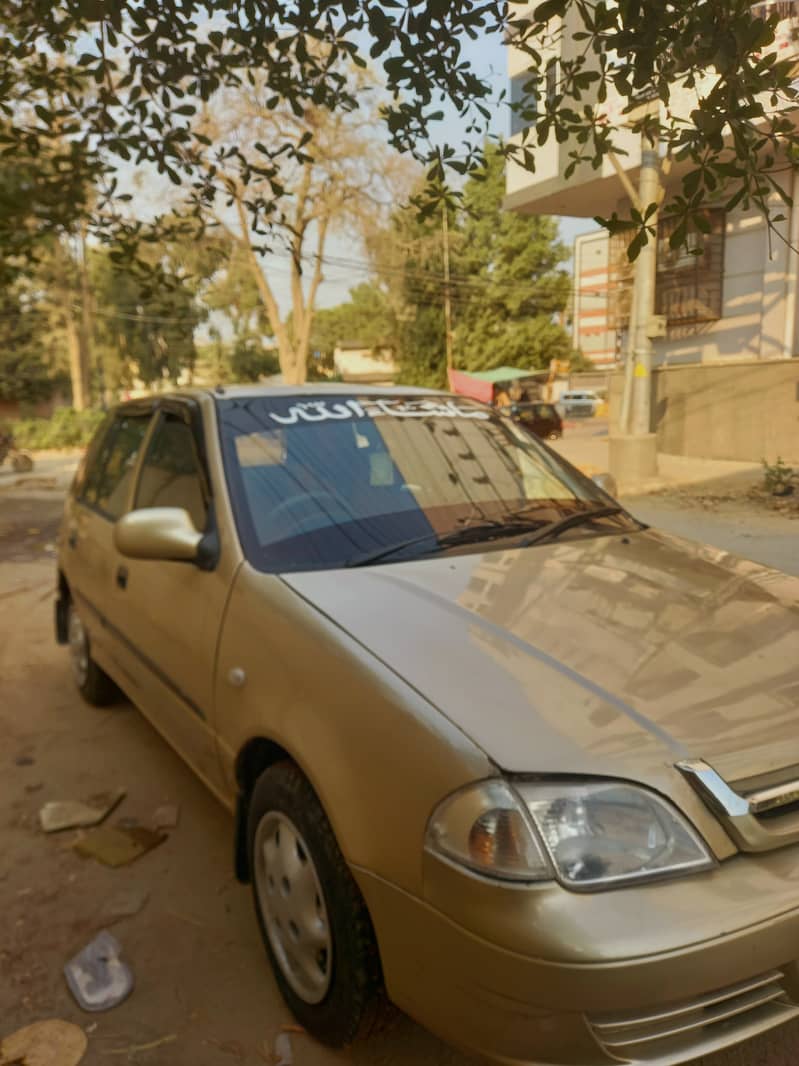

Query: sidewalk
0;451;80;496
552;427;763;498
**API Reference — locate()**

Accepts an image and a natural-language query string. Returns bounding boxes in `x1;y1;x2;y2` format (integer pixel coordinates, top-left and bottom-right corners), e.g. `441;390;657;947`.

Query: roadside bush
11;408;106;450
762;456;794;496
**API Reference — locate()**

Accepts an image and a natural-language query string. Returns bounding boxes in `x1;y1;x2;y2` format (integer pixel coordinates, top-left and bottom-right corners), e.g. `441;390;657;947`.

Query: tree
0;135;96;408
376;191;451;388
198;65;408;384
508;2;799;243
90;246;204;393
0;4;498;257
203;240;267;353
363;154;573;386
1;2;796;258
0;286;59;405
453;144;572;371
310;283;396;363
230;337;280;382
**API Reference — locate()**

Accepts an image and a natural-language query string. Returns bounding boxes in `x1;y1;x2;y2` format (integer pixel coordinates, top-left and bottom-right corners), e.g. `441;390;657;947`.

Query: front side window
82;412;151;519
218;394;633;573
72;413;113;498
135;412;208;533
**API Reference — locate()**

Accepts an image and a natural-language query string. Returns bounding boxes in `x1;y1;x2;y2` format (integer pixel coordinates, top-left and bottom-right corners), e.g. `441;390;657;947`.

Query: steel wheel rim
68;607;89;688
254;811;333;1004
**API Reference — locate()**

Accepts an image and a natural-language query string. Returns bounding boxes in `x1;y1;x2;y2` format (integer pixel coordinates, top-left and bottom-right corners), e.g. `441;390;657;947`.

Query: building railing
751;2;799;19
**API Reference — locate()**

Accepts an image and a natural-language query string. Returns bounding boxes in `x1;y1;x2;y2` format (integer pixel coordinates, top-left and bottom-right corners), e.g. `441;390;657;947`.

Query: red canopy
447;369;494;404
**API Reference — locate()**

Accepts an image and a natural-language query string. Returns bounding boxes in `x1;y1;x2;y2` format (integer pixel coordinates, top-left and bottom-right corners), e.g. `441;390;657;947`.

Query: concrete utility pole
609;131;660;488
442;203;454;371
629;143;659;438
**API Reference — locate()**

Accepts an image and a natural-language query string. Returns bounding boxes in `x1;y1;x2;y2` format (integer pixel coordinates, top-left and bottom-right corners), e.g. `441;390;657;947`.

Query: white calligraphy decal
268;398;490;426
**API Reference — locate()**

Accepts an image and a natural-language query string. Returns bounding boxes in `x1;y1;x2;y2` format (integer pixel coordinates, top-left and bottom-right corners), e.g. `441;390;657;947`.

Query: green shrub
11;407;106;450
762;456;795;496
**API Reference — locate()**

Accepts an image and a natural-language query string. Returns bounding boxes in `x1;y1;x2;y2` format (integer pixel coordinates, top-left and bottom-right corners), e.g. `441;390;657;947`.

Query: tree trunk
66;305;89;411
78;225;93;406
233;197;305;384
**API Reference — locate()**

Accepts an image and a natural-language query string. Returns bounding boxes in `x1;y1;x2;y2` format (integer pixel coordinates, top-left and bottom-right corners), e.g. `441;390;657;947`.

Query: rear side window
82;412;151;519
135;412;208;533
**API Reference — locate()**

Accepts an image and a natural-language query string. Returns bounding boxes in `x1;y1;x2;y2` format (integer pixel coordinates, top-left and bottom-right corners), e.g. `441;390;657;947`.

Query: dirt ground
2;464;799;1066
0;482;478;1066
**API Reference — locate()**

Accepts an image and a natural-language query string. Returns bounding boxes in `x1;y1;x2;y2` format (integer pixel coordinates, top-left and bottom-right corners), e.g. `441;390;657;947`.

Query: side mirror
591;472;619;499
114;507;203;563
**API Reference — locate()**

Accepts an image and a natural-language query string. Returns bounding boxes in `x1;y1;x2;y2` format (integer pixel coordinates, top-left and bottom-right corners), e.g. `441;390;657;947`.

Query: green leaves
534;0;567;22
0;0;508;259
509;0;799;255
0;0;797;266
391;144;572;382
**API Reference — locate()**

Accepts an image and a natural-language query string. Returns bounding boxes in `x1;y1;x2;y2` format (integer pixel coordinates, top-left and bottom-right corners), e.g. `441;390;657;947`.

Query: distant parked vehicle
559;389;600;418
506;400;563;441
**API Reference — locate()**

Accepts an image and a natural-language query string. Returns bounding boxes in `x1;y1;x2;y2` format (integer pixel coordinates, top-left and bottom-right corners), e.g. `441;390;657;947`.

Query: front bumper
354;847;799;1065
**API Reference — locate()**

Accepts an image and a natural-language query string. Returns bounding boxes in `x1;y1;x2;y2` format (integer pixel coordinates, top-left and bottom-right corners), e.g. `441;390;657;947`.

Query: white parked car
558;389;600;417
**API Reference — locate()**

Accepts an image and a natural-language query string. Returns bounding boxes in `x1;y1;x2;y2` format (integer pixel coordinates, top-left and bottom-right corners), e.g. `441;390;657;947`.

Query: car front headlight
426;779;552;882
426;779;715;890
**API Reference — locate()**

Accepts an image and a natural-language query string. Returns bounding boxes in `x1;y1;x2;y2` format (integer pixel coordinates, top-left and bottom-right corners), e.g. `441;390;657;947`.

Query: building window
655;209;725;329
607;210;725;336
750;1;799;18
510;71;536;137
509;60;558;138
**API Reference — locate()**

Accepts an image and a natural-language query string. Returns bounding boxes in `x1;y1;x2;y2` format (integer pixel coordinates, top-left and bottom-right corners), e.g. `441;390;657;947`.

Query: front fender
214;563;492;897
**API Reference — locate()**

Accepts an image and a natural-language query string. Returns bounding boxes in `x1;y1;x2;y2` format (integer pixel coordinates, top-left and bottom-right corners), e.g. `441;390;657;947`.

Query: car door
104;401;229;798
64;406;154;671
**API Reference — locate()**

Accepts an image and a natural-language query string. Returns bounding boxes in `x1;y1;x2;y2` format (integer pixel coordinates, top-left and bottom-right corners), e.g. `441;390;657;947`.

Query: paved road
1;469;799;1066
627;497;799;576
554;419;797;576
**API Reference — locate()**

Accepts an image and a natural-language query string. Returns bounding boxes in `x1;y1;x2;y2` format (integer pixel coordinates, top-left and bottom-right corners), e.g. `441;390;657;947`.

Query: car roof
118;383;446;407
209;383;445;400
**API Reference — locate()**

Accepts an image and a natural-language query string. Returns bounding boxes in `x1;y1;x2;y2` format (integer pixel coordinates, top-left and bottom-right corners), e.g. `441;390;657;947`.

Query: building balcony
506;4;799;218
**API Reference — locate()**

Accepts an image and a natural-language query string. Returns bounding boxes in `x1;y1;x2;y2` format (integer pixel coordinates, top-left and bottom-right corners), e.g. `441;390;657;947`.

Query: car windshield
217;392;629;572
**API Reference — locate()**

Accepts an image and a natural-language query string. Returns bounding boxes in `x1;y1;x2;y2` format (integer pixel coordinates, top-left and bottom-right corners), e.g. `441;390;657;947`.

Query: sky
122;26;599;318
303;29;598;312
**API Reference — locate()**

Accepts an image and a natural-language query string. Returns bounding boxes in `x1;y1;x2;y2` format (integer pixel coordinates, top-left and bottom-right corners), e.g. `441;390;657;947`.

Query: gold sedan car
56;386;799;1066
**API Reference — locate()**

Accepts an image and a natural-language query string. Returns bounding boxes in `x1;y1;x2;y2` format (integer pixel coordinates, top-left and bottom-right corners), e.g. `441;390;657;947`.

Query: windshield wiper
344;506;628;569
516;505;625;548
344;518;546;568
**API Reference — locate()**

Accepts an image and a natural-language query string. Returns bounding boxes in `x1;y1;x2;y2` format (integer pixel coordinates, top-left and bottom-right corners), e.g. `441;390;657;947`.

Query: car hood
283;530;799;789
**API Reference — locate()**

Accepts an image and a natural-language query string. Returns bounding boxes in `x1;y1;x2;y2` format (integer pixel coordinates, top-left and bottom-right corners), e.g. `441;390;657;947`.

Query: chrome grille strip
592;970;784;1036
747;779;799;815
676;759;799;852
589;970;799;1062
597;987;787;1050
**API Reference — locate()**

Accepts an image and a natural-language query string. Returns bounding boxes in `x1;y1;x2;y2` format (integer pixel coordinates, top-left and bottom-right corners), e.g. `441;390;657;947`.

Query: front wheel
248;762;384;1046
67;602;118;706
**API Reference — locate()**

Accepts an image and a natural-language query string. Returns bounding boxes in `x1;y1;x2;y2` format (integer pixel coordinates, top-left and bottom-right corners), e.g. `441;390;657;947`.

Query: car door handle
116;565;128;590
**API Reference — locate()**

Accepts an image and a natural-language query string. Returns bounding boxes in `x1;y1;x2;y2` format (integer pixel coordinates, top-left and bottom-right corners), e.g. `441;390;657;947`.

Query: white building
332;342;398;385
572;230;620;369
506;2;799;368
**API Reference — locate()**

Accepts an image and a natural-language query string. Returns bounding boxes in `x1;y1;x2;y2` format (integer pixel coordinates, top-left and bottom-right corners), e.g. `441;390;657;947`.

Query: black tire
248;761;384;1046
67;601;118;707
